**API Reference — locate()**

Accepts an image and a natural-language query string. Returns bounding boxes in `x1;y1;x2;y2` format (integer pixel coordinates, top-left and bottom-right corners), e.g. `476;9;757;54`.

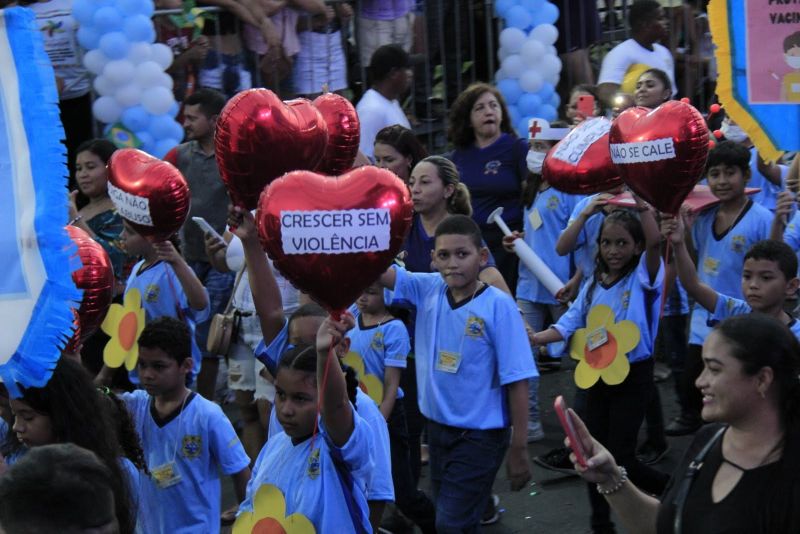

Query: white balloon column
494;0;562;136
72;0;184;158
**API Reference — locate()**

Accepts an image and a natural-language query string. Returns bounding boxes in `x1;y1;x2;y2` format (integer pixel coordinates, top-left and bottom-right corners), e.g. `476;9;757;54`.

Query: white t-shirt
356;88;410;159
597;39;676;96
28;0;90;100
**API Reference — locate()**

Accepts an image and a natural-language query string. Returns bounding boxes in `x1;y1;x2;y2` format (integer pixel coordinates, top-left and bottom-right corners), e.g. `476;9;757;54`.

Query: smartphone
191;216;223;241
554;395;588;468
577;94;596;119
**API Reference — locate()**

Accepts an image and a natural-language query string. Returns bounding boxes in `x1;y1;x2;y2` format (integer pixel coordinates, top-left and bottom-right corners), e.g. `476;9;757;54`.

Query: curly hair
447;83;516;149
100;389;149;474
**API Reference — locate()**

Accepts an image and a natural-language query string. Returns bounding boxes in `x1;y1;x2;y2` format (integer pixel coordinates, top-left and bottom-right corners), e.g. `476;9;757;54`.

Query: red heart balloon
215;89;329;210
542;118;622;194
313;93;360;176
66;225;114;343
107;148;190;241
609;101;710;214
257;167;413;314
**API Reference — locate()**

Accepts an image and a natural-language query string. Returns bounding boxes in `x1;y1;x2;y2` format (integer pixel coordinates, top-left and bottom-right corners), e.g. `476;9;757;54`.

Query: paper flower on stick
342;351;383;405
101;288;145;370
233;484;315;534
569;305;639;389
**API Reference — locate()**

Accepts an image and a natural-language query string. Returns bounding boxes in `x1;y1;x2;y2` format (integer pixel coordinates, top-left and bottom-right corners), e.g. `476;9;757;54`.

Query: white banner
551;118;611;166
281;209;391;255
610;138;676;164
108;182;153;226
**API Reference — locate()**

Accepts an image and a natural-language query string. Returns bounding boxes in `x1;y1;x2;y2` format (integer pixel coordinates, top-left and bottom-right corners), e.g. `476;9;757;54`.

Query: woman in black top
567;313;800;533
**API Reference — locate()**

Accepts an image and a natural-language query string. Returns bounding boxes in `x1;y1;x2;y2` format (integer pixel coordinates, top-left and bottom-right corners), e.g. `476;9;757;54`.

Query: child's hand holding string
153;241;183;264
316;312;355;356
227;205;259;244
660;215;685;245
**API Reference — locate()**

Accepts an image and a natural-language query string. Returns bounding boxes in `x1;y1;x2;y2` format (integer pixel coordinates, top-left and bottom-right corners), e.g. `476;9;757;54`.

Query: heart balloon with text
215;89;329;210
257;167;413;314
313;93;360;176
609;101;709;214
107;148;190;241
542;117;622;195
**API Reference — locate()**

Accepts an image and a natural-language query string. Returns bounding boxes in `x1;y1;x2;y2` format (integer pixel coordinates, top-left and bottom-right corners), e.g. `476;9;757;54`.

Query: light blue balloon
497;78;523;105
517;116;535;138
168;101;180;118
538;82;555;102
148;114;177;139
495;0;516;18
123;15;156;44
539;2;560;25
135;131;155;150
99;32;131;60
506;5;532;30
518;93;543;116
122;106;150;132
72;0;96;25
118;0;154;17
539;104;558;122
153;138;180;159
93;6;123;31
520;0;544;13
549;92;561;109
168;120;185;142
507;104;520;127
76;26;101;50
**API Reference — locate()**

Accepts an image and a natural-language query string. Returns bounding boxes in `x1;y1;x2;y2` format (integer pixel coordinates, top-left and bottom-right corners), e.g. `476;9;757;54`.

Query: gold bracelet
596;466;628;495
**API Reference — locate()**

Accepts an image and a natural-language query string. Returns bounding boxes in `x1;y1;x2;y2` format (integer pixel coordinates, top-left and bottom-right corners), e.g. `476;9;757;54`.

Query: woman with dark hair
447;82;528;290
373;125;429;183
568;313;800;533
634;68;673;109
8;358;137;533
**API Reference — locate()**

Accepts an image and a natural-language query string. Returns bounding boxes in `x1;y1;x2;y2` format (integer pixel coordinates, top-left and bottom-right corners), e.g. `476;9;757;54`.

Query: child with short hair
121;317;251;534
121;222;210;382
664;215;800;337
532;203;669;533
672;140;773;435
380;214;535;532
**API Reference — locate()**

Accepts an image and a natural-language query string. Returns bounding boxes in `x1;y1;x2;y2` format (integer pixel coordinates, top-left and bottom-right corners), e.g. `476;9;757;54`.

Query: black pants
661;314;690;414
401;357;425;483
387;399;436;533
683;344;704;420
59;93;93;190
584;359;670;531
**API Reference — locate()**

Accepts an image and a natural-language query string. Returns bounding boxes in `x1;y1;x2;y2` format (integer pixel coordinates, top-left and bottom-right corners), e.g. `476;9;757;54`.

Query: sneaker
527;422;545;443
636;441;669;465
664;415;702;436
480;494;501;526
533;447;578;476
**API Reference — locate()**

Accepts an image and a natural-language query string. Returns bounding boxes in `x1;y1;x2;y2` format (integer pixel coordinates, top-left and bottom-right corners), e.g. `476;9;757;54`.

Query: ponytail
448;183;473;216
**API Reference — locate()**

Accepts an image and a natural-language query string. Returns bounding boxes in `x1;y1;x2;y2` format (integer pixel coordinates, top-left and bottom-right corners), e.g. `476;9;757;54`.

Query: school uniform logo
703;257;720;276
144;283;160;303
731;235;746;254
370;331;384;351
307;448;321;480
546;195;560;211
465;315;485;337
483;160;502;175
181;435;202;459
621;290;631;310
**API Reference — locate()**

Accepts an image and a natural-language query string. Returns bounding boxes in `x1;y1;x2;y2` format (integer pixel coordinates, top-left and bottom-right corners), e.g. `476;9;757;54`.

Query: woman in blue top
533;204;670;533
447;83;529;290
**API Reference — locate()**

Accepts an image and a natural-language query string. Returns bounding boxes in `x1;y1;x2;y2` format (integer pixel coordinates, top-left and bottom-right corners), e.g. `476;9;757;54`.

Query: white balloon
127;42;153;64
92;96;123;124
539;54;563;78
530;23;559;45
500;54;525;79
141;86;175;115
136;60;165;88
495;68;508;82
150;43;174;70
519;70;543;93
499;27;527;54
156;72;174;90
547;45;558;57
83;49;109;75
93;75;116;97
498;46;510;62
103;59;136;86
547;72;560;86
114;83;143;108
520;39;545;67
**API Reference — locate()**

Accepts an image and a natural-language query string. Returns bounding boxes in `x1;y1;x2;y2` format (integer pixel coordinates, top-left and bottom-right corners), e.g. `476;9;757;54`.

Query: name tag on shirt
436;350;461;373
703;257;720;276
151;462;182;489
586;326;609;351
529;208;543;230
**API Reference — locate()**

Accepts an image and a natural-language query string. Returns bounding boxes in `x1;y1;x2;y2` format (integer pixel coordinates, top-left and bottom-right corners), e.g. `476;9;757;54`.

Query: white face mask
785;54;800;69
526;150;547;174
721;121;748;144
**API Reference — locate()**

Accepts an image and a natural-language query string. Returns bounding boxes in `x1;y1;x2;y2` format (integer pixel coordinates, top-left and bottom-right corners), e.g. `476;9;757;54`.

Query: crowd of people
0;0;800;533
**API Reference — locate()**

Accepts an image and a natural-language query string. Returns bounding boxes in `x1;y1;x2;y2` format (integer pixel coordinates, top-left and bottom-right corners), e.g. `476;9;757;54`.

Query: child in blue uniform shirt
665;215;800;337
122;317;251;534
121;222;210;382
227;206;394;531
380;214;535;532
533;205;669;533
236;316;374;533
677;141;773;434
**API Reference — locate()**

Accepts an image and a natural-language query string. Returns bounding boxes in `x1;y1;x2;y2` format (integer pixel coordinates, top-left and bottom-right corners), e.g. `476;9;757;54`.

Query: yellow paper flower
101;288;145;371
342;350;383;405
569;305;640;389
233;484;316;534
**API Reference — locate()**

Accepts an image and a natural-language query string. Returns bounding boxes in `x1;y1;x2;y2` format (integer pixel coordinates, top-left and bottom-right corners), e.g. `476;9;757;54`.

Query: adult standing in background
164;88;234;401
447;83;527;292
357;0;414;71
